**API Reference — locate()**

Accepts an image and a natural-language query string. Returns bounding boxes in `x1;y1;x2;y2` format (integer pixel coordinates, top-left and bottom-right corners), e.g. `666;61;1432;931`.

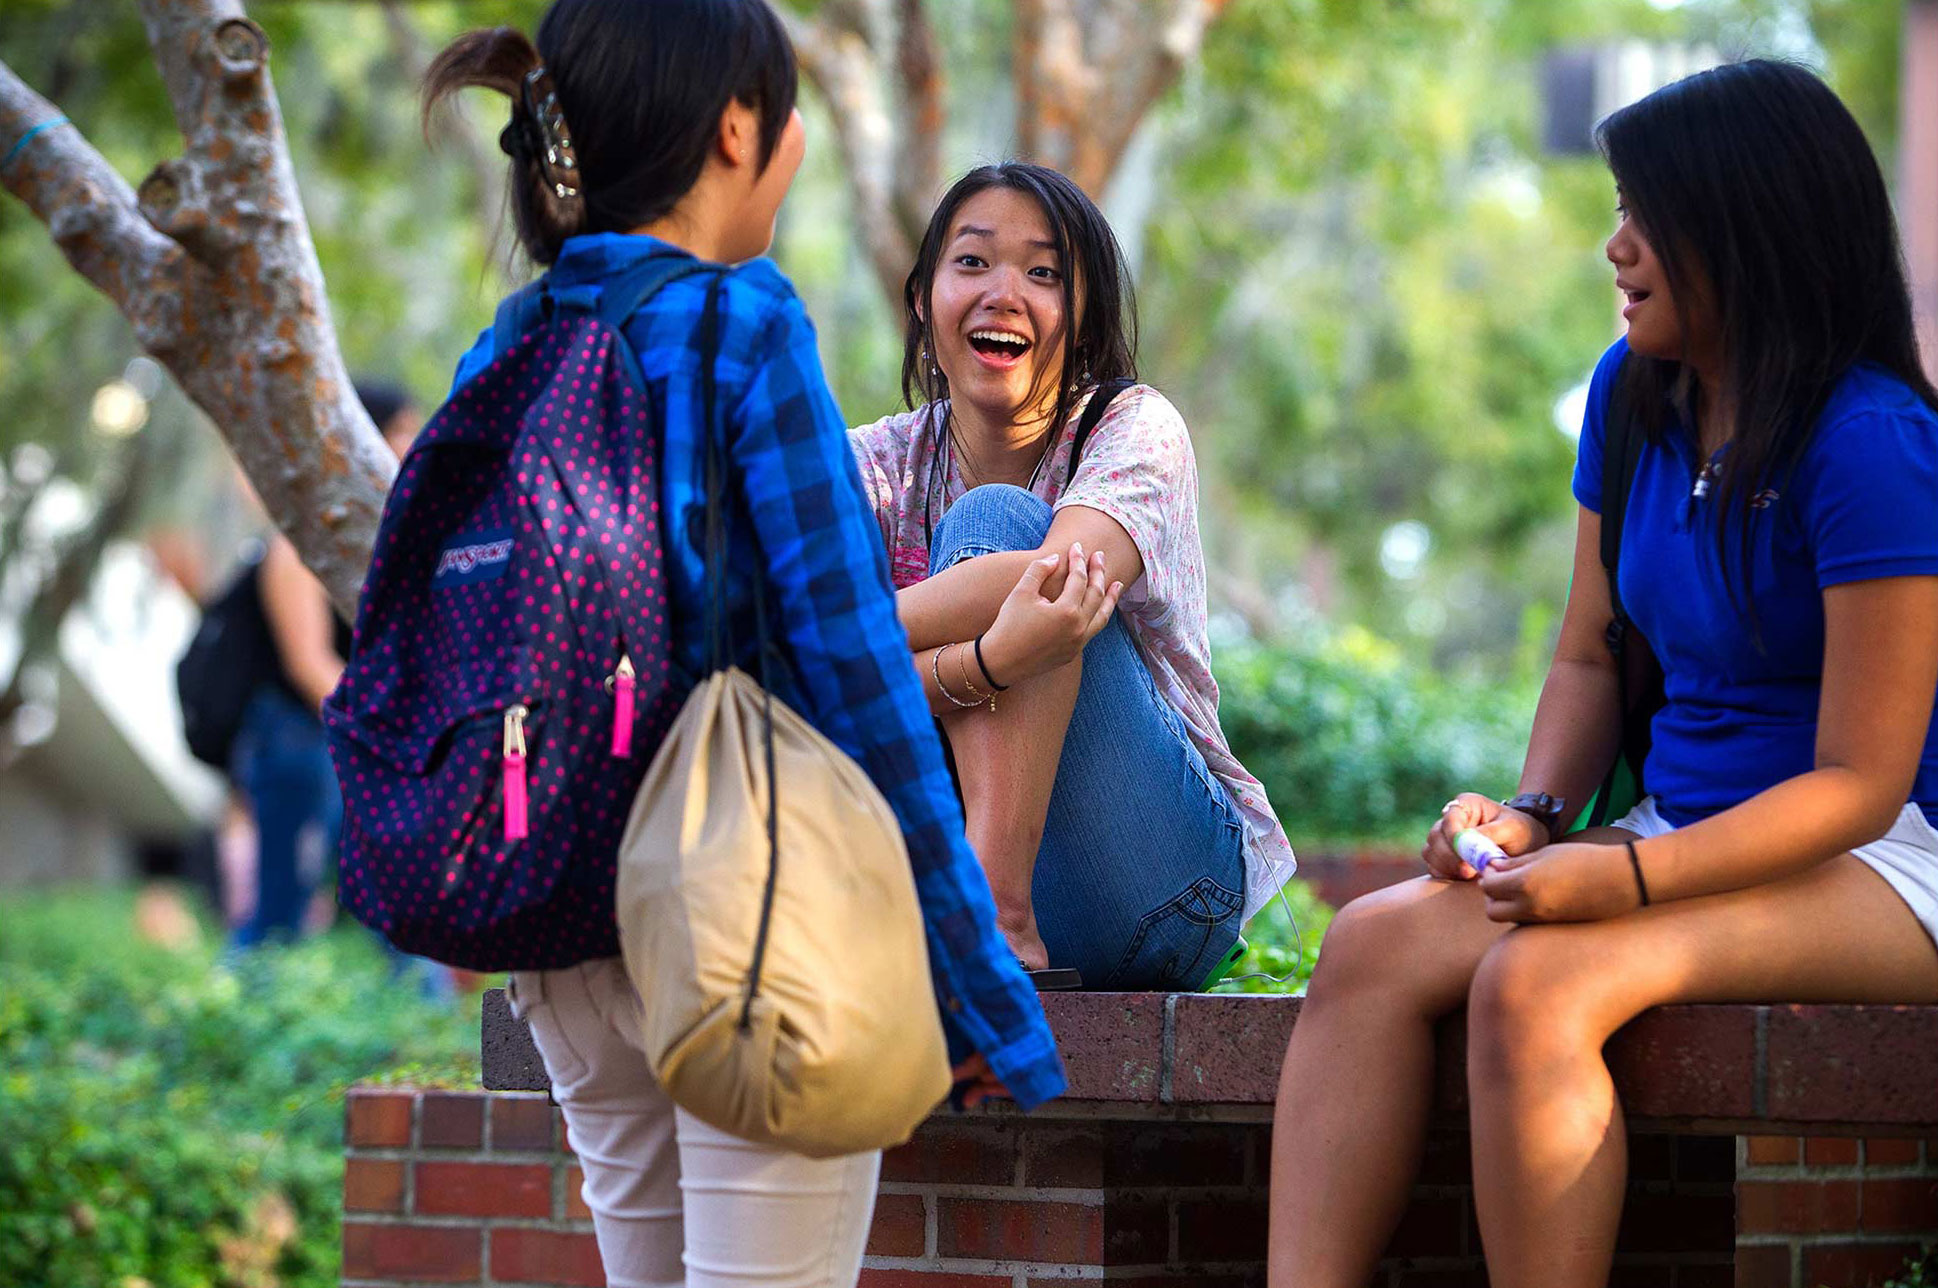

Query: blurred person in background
227;381;423;952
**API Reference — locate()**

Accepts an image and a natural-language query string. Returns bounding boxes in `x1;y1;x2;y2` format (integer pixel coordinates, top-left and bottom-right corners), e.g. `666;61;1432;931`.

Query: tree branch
2;0;394;621
778;2;916;307
889;0;943;247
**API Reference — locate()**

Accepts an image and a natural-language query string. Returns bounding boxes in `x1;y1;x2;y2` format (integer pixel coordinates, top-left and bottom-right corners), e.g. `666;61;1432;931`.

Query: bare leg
1467;852;1938;1288
941;653;1084;969
1268;877;1512;1288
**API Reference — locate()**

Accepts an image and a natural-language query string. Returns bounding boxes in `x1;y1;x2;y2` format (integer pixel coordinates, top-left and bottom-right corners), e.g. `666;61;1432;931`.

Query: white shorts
1613;796;1938;949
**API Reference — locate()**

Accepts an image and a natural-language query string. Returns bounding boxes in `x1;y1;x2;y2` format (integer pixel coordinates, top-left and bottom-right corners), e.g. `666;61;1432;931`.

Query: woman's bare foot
998;907;1050;971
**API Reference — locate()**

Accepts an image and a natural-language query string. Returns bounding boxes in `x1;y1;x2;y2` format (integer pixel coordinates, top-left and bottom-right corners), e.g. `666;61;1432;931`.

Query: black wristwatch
1501;792;1566;842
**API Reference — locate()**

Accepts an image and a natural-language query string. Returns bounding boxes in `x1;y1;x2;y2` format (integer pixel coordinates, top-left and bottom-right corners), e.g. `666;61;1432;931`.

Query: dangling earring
921;340;942;385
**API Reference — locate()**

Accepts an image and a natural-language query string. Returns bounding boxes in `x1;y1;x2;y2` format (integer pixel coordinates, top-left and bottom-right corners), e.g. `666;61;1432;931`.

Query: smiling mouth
969;328;1032;363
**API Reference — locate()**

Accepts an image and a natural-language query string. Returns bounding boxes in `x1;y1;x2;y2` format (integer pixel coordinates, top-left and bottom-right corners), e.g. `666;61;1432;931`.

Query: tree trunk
0;0;393;622
784;0;1227;312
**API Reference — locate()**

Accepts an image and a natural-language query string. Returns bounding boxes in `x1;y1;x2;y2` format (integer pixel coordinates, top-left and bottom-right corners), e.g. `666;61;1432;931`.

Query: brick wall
343;1089;1758;1288
1736;1135;1938;1286
343;1088;601;1287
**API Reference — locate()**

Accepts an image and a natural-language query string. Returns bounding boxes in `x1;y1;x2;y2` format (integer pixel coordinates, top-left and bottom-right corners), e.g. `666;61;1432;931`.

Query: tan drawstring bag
611;277;948;1157
615;667;951;1157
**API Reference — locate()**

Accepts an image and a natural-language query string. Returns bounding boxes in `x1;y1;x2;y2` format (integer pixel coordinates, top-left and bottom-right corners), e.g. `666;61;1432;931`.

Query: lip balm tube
1454;828;1508;872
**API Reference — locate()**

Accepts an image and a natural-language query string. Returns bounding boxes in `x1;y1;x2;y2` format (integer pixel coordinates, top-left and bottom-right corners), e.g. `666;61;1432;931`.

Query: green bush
0;890;477;1288
1215;627;1535;844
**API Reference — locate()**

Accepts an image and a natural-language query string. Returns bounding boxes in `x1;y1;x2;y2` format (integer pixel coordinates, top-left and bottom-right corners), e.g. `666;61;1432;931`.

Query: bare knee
1305;879;1486;1018
1466;930;1611;1084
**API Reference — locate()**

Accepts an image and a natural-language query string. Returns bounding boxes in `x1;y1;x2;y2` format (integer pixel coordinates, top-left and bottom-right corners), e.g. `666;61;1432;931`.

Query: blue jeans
931;485;1248;990
230;686;342;949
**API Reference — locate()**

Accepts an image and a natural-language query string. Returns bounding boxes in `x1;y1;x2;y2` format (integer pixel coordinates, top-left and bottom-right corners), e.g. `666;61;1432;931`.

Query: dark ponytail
423;0;798;267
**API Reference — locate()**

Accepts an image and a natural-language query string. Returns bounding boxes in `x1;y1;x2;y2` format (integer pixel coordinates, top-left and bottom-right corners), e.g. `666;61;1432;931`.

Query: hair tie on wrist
973;632;1008;692
1625;840;1651;908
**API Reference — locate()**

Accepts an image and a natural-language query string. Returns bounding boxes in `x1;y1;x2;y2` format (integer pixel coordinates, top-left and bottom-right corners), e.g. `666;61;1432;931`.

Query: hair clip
522;66;581;202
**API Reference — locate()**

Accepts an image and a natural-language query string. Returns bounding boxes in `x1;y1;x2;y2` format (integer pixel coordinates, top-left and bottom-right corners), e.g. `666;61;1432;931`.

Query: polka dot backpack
324;257;720;970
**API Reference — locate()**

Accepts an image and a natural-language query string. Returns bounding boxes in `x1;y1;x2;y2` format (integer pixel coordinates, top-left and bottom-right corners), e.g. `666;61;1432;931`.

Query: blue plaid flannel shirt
452;233;1066;1110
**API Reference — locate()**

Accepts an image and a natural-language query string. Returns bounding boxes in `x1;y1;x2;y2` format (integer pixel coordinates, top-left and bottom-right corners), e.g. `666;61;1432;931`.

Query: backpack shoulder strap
490;279;553;358
1066;379;1136;487
1599;369;1641;624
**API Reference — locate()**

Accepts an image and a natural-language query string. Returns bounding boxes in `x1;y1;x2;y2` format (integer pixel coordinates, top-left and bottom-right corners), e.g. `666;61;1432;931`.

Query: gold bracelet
955;642;995;712
932;643;982;709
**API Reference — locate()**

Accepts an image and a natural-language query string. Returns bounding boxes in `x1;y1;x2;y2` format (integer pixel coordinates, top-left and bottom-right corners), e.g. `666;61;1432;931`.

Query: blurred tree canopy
0;0;1911;670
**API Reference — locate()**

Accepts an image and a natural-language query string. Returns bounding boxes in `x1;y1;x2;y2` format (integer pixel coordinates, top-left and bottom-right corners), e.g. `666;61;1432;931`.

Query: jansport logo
433;530;514;586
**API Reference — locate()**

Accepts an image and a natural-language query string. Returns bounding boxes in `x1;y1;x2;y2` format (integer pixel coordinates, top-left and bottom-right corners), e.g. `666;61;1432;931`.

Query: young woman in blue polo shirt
1268;60;1938;1287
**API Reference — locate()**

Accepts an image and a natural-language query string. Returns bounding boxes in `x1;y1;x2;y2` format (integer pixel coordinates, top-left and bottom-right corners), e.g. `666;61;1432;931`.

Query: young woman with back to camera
417;2;1066;1284
1267;60;1938;1288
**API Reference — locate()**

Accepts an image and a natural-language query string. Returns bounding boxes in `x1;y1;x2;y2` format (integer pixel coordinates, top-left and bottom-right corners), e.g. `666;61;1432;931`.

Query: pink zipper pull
502;704;529;841
609;654;637;757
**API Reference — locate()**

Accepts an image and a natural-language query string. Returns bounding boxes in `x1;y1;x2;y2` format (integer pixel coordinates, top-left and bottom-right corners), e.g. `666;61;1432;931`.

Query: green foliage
1872;1246;1938;1288
1222;876;1335;994
1214;626;1534;844
0;891;477;1288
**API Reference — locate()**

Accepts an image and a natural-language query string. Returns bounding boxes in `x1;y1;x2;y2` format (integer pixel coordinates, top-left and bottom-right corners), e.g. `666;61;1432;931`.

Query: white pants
506;959;880;1288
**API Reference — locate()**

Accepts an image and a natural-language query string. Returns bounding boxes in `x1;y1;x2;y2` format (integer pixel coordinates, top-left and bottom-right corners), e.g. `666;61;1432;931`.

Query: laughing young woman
848;163;1295;989
1267;61;1938;1288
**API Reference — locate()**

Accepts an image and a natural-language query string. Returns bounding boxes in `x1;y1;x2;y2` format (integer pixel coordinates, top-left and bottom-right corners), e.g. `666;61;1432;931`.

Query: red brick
1677;1134;1735;1181
1766;1006;1938;1127
1628;1133;1675;1180
490;1227;606;1287
882;1121;1015;1184
867;1193;927;1258
1041;992;1166;1101
1389;1271;1489;1288
938;1197;1102;1262
342;1220;480;1282
342;1158;405;1213
1736;1179;1860;1235
1802;1242;1928;1288
1020;1127;1104;1187
1380;1194;1466;1258
1733;1243;1792;1288
564;1163;591;1221
1417;1129;1471;1184
346;1088;414;1148
1864;1138;1924;1167
1176;1195;1270;1261
1614;1192;1734;1253
860;1274;1010;1288
414;1160;553;1218
1109;1125;1250;1187
1805;1136;1861;1167
1861;1177;1938;1232
1746;1136;1800;1167
491;1095;557;1151
1169;994;1299;1104
417;1092;485;1148
1605;1005;1759;1121
1040;1279;1259;1288
1102;1197;1170;1265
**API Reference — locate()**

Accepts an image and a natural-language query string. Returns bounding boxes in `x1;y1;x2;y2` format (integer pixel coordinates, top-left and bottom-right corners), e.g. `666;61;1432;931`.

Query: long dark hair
423;0;797;266
1597;59;1938;603
900;163;1139;442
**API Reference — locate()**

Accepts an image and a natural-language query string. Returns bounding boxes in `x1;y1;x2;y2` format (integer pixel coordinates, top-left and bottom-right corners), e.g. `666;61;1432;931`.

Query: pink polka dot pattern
324;318;681;970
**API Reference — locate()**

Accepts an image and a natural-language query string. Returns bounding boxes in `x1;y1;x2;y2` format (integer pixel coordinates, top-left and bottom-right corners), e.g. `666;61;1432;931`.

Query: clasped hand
1423;793;1639;923
977;542;1124;686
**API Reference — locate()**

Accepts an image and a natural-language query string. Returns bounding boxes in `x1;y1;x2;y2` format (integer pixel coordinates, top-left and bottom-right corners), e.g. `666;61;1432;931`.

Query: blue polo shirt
1574;338;1938;828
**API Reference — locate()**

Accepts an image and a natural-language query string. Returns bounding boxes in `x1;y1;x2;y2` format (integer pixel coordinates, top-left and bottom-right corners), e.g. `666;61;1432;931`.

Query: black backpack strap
491;279;553;358
1066;380;1135;488
1587;369;1646;827
1600;372;1641;627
